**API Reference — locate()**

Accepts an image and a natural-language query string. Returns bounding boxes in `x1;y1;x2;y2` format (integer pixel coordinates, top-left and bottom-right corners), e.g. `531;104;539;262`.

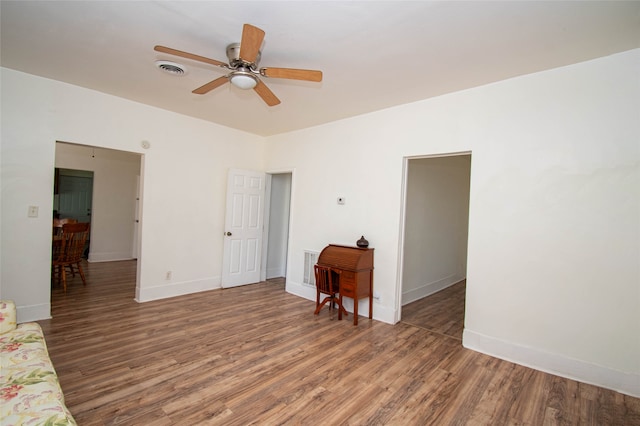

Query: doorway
54;142;142;292
398;153;471;338
220;169;292;287
264;172;292;281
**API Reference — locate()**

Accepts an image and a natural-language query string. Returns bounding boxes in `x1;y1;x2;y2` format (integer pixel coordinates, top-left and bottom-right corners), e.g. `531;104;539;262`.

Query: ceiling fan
154;24;323;106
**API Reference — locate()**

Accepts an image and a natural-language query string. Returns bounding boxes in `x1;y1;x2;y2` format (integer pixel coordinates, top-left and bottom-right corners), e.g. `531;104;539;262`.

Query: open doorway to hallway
264;172;292;282
399;153;471;340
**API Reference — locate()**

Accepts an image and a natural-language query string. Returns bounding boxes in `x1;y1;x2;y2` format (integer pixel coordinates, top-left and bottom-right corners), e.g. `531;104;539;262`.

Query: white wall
55;143;140;262
264;50;639;396
1;49;637;397
1;67;264;320
402;155;471;305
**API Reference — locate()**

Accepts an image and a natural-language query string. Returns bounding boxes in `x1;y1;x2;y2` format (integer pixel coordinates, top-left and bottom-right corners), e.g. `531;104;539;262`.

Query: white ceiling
1;1;638;136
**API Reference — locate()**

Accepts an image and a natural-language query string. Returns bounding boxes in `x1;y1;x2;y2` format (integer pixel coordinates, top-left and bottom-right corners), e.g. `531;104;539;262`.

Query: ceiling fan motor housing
226;43;261;69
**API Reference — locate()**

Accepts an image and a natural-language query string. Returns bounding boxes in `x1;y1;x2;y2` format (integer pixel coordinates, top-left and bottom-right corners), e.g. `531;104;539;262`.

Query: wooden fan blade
261;67;322;82
192;76;229;94
239;24;265;64
253;80;281;106
154;45;227;68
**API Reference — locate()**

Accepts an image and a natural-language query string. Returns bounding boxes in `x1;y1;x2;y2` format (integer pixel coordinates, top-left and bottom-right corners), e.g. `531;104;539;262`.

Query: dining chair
53;217;78;237
52;222;90;292
313;264;347;318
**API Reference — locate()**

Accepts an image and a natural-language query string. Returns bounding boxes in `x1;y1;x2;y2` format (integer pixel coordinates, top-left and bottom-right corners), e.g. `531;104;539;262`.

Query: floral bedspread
1;322;76;425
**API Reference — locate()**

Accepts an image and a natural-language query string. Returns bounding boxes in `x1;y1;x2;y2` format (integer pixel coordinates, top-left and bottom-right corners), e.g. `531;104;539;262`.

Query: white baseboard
463;329;640;398
286;280;395;324
16;302;51;323
402;274;464;306
135;277;221;302
286;280;316;300
88;251;135;263
266;267;285;279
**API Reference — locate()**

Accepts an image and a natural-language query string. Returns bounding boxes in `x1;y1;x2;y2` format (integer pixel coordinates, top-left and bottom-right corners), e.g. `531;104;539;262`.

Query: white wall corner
463;329;640;398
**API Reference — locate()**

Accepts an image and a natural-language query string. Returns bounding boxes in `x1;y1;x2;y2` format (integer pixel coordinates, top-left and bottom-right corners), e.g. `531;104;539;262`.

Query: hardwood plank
401;279;466;340
38;260;640;425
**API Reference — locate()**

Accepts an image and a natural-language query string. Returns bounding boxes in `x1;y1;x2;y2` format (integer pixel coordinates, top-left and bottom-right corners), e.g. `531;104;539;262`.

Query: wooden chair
53;217;77;236
52;222;90;292
314;264;347;318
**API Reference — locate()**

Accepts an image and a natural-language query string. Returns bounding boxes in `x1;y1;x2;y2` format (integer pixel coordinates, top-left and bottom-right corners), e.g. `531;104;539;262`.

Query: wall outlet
28;205;39;218
166;271;172;280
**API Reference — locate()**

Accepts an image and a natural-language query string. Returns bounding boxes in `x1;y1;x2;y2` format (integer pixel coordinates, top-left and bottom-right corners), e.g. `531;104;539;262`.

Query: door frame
261;169;294;283
54;141;144;301
394;151;472;323
260;170;293;282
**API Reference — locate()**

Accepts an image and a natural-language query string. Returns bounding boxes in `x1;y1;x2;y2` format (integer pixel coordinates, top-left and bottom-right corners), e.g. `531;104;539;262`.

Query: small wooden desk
317;244;374;325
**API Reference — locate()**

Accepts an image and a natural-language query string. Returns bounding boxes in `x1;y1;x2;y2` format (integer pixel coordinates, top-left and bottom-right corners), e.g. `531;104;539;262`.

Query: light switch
28;205;39;218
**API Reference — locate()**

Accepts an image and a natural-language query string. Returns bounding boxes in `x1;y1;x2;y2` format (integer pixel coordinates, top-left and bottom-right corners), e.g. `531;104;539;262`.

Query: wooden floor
40;260;640;425
401;280;466;340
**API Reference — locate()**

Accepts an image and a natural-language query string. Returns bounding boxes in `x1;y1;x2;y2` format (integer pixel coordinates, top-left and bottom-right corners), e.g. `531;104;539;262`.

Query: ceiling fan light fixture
230;71;258;90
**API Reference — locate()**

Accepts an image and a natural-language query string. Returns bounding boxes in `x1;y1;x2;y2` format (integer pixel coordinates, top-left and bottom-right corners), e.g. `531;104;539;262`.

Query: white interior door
221;169;266;288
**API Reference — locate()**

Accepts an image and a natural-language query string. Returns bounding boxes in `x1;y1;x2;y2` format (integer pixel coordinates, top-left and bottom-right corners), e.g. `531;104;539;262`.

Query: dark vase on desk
356;236;369;248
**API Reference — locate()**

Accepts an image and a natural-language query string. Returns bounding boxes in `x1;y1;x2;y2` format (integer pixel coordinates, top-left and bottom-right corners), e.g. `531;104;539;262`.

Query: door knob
225;231;232;236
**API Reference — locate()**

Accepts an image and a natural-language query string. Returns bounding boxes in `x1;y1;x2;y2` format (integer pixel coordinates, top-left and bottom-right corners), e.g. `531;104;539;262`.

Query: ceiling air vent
155;60;187;76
